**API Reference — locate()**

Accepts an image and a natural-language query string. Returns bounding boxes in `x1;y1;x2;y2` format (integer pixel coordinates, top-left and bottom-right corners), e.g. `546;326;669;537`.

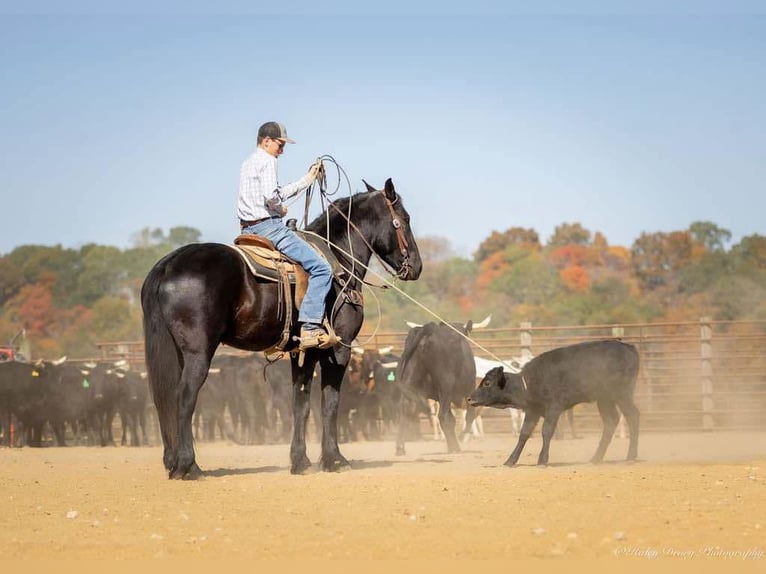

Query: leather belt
240;216;278;229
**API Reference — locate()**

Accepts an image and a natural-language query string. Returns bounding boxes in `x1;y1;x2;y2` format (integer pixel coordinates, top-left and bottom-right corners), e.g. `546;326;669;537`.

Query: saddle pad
228;244;297;282
228;240;309;309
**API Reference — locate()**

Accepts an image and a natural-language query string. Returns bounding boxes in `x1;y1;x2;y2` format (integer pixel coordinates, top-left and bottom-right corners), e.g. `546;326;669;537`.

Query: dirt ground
1;431;764;561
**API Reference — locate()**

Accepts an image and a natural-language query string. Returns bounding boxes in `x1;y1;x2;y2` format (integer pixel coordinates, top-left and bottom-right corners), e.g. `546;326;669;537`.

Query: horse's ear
362;179;376;193
383;178;397;201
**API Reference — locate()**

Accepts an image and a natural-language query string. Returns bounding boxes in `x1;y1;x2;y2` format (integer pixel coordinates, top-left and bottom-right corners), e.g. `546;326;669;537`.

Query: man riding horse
142;122;422;478
237;121;331;350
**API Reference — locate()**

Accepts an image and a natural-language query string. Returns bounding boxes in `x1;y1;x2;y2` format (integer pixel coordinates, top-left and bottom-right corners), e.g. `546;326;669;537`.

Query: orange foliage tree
560;265;591;292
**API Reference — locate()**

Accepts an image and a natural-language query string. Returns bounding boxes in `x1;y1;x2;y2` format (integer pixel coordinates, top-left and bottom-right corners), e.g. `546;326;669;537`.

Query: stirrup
293;320;342;366
317;319;340;349
294;322;340;351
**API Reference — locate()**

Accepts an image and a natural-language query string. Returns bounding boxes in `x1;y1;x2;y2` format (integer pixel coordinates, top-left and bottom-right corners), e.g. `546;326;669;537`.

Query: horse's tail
141;262;181;463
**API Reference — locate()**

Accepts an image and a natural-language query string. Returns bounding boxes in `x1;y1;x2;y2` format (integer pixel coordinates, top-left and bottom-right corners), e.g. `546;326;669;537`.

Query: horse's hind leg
171;353;211;480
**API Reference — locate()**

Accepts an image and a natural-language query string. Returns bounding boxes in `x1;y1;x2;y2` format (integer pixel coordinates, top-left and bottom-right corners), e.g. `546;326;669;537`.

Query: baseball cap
257;121;296;144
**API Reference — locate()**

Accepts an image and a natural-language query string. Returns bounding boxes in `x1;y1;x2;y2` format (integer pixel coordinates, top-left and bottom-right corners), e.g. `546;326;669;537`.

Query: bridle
382;192;412;280
302;158;413;282
323;189;412;281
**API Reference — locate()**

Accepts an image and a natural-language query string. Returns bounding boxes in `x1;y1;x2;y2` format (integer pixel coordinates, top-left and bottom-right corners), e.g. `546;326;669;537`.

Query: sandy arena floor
1;431;764;561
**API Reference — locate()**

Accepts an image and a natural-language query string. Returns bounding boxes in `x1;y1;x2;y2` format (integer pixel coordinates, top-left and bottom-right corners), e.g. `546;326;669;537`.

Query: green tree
731;234;766;269
75;245;126;306
167;226;202;248
490;251;563;306
0;255;24;305
547;222;591;247
688;221;732;253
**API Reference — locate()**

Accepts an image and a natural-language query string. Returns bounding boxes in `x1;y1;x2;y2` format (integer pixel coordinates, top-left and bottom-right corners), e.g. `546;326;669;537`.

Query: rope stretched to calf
294;156;521;376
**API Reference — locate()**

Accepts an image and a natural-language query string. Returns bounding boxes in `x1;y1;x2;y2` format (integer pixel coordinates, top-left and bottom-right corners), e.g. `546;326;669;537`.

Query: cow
81;362;127;447
45;359;93;446
193;367;232;442
0;360;56;447
342;346;398;441
468;339;640;466
213;354;271;445
262;358;293;443
395;316;490;455
114;368;151;447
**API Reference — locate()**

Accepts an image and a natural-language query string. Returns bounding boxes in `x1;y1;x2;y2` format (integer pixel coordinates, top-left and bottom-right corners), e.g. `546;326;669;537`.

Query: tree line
0;221;763;358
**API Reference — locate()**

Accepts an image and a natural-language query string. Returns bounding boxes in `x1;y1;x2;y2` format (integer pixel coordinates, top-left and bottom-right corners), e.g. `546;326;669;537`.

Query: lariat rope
301;228;523;379
288;156;524;380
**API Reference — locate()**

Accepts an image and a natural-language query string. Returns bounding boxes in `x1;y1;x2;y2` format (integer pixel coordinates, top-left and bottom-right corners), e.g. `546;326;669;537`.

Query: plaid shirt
237;147;312;221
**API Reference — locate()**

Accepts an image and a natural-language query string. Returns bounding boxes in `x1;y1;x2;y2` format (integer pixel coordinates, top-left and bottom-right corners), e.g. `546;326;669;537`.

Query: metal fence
354;318;766;432
94;318;766;433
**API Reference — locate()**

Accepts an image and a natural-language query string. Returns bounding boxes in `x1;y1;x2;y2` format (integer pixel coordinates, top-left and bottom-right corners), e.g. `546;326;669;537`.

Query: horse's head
361;178;423;280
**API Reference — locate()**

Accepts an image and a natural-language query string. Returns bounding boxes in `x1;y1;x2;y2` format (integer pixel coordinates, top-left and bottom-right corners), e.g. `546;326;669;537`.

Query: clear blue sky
1;3;764;258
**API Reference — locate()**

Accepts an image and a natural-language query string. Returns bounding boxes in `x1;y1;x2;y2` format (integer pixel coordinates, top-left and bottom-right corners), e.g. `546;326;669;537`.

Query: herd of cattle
0;318;641;466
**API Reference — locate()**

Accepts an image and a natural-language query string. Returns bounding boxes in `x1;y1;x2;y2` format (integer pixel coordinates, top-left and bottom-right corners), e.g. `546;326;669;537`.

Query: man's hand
307;160;323;183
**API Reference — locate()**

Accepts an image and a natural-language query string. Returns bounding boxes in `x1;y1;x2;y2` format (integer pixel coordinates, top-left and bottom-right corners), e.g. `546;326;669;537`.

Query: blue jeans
243;218;333;324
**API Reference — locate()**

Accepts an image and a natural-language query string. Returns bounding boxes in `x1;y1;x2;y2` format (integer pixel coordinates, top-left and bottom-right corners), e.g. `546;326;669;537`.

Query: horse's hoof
169;462;204;480
320;457;351;473
290;457;313;475
183;463;205;480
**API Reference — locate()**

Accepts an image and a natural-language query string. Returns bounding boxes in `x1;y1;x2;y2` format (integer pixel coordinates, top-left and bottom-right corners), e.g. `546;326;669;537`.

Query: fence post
700;316;715;430
520;322;533;361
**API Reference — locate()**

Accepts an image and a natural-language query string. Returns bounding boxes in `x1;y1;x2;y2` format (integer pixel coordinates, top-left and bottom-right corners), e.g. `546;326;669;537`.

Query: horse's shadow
487;458;646;469
203;465;285;477
348;459;395;470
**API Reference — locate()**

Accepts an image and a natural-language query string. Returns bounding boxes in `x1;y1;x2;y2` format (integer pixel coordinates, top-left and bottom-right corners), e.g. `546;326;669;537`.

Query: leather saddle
231;234;309;306
229;231;352;355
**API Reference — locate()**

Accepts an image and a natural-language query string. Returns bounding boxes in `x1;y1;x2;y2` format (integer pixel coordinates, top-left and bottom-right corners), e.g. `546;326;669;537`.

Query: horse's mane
305;192;374;234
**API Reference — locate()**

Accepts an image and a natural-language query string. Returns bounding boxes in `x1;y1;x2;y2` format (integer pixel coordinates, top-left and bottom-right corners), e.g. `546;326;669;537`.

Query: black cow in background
81;363;124;447
395;316;490;455
214;355;271;445
45;360;92;446
468;339;640;466
263;358;293;443
345;347;406;440
193;366;231;442
0;360;57;446
114;367;150;447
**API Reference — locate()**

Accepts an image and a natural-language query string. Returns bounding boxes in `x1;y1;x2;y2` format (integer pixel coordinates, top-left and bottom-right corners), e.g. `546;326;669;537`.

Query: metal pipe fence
94;318;766;433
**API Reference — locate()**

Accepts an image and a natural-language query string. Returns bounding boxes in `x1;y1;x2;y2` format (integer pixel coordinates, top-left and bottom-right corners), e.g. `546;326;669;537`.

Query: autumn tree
474;227;540;262
630;231;693;290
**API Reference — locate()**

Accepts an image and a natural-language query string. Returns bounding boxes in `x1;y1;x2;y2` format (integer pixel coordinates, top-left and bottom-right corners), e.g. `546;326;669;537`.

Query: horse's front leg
290;355;317;474
318;358;351;472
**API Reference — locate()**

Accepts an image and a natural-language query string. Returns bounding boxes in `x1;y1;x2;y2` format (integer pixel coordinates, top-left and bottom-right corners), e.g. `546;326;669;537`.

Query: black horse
141;179;422;479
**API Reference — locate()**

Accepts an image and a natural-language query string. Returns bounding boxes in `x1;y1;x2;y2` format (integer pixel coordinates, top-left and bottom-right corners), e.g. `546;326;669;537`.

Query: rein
306;156;411;281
